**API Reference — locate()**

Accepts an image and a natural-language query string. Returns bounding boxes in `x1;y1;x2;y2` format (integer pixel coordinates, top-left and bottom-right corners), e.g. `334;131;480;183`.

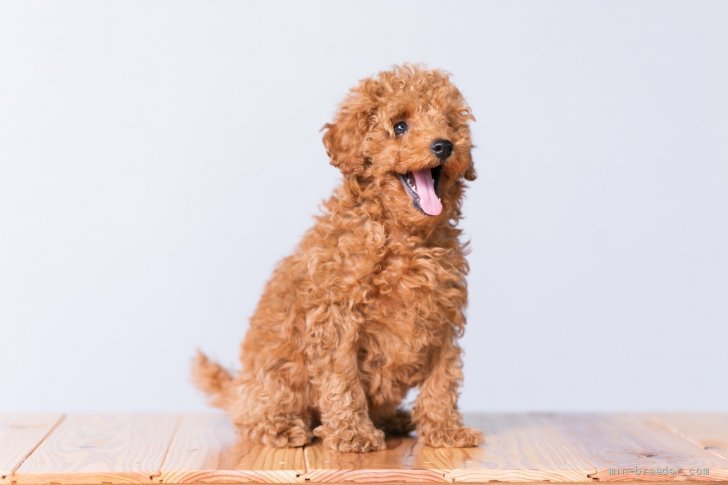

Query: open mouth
398;165;443;216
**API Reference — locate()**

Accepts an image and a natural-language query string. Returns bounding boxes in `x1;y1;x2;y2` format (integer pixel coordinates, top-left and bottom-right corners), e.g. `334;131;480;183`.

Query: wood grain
13;414;179;484
653;414;728;460
546;414;728;481
159;413;305;483
430;413;599;482
0;414;63;483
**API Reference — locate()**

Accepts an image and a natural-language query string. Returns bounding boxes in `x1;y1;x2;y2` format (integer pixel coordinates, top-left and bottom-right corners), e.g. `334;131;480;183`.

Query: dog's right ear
322;83;377;175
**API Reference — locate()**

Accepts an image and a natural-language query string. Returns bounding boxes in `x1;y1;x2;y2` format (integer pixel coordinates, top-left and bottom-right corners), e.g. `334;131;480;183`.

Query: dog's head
323;65;475;226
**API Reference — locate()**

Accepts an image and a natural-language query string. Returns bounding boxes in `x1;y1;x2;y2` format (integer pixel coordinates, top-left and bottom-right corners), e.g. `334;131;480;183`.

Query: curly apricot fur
193;65;482;452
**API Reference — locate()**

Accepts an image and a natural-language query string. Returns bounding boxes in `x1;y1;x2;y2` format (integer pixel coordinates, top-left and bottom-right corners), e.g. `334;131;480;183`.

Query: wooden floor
1;414;727;484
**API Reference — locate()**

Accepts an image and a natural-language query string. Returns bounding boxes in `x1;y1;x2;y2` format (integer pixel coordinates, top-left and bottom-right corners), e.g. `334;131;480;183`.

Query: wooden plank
548;414;728;482
302;435;447;483
652;414;728;460
159;413;305;483
13;414;178;484
428;414;598;482
301;414;600;483
0;414;63;483
4;412;728;485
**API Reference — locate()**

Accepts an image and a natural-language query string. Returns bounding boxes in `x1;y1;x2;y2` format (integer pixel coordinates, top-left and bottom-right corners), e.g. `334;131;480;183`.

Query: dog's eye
393;121;408;136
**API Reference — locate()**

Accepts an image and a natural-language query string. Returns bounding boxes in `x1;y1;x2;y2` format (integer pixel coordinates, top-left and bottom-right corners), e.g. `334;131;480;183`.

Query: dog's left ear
460;108;477;181
322;82;377;175
463;152;477;181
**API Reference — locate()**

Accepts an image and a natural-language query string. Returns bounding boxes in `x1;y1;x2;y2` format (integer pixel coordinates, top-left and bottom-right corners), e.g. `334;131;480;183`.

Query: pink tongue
412;169;442;216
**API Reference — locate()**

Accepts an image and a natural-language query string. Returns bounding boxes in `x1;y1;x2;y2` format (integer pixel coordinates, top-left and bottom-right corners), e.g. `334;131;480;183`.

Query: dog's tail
191;350;234;409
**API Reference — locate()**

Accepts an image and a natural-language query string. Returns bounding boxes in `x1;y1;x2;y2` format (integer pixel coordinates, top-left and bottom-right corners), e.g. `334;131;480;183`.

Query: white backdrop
1;1;726;413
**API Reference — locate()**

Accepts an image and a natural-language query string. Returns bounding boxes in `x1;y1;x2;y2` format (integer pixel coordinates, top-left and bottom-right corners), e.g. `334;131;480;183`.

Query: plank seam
300;443;311;481
155;415;182;483
6;414;66;483
533;413;600;483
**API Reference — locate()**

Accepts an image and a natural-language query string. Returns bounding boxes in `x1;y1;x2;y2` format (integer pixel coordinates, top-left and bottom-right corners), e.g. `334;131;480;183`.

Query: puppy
194;64;482;452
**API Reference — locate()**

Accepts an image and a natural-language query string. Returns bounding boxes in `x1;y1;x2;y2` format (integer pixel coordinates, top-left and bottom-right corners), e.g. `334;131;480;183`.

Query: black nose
431;139;453;160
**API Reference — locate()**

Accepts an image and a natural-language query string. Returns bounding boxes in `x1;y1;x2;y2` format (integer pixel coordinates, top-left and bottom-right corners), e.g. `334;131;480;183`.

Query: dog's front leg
412;333;483;448
307;308;386;452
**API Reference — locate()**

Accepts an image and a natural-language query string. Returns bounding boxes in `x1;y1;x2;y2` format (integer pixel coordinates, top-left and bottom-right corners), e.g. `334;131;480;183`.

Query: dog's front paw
419;426;483;448
317;424;386;452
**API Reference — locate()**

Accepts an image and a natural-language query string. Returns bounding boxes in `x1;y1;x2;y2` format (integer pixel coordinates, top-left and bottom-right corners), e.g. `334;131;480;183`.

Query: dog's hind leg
370;404;415;436
245;411;311;448
227;371;313;447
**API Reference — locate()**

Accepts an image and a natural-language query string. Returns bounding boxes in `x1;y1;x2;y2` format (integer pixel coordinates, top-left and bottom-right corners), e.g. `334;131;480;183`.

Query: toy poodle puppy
193;64;482;452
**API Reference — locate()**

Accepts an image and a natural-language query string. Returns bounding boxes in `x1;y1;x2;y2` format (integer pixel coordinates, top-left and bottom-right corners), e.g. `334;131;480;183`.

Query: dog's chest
357;248;467;385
